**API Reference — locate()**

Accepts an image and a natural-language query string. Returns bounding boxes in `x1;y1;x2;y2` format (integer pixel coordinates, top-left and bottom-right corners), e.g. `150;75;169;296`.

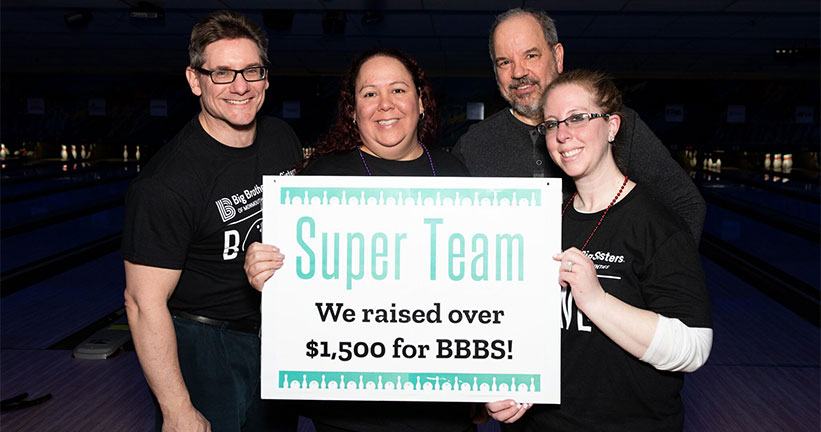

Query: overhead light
322;10;347;36
129;1;165;20
773;44;818;64
64;9;92;29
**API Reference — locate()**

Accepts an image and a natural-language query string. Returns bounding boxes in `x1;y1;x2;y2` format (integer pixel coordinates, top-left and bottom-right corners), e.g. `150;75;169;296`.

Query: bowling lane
683;258;820;431
1;163;136;202
703;203;818;290
698;166;820;202
0;350;153;432
0;252;125;349
1;179;130;231
0;347;317;432
697;172;820;293
701;179;819;231
0;207;124;275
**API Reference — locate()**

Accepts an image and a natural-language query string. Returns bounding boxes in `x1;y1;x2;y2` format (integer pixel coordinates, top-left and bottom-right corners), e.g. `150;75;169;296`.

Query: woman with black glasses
486;70;713;431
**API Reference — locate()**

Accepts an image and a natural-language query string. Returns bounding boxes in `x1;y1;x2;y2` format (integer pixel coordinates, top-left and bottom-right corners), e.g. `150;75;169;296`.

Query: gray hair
488;8;559;61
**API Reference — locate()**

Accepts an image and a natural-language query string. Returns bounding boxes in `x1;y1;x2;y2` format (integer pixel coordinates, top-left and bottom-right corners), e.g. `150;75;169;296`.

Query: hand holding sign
244;242;285;291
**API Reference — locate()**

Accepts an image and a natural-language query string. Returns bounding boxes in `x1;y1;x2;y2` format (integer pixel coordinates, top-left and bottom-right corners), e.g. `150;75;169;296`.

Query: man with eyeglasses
122;10;302;432
453;8;705;242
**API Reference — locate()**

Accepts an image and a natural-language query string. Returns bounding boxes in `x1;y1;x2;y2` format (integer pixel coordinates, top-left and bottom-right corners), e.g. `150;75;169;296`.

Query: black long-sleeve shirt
453;107;705;243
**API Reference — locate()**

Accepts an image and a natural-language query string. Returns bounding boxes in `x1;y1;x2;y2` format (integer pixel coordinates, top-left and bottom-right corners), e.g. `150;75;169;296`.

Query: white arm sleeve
640;314;713;372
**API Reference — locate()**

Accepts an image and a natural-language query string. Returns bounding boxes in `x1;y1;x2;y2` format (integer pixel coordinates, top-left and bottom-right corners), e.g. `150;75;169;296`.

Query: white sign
150;99;168;117
27;98;45;115
727;105;745;123
261;176;562;403
88;99;106;116
466;102;485;121
283;101;301;119
665;104;684;123
796;106;814;124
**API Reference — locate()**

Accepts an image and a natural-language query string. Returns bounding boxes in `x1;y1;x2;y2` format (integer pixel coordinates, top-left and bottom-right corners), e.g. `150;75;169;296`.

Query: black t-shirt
121;115;303;321
302;146;469;177
507;185;712;432
300;147;475;432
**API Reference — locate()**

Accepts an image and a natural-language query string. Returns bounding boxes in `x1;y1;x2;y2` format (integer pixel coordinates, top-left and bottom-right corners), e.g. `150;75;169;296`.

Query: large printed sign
261;176;562;403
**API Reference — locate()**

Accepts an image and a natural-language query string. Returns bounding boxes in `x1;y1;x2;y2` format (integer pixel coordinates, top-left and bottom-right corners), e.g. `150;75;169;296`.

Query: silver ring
565;261;573;272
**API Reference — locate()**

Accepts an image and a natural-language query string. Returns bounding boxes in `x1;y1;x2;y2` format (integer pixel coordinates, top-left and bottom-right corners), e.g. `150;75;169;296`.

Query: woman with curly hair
298;46;465;177
244;47;475;432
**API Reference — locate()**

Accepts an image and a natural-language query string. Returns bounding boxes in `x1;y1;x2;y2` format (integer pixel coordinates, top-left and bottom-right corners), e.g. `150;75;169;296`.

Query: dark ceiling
1;0;819;78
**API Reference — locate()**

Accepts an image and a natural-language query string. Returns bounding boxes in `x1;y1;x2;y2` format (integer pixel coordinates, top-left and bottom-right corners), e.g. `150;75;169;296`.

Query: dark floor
1;163;818;431
2;256;817;431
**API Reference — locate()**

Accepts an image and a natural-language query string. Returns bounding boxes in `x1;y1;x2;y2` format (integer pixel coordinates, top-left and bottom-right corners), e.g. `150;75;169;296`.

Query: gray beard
510;97;543;120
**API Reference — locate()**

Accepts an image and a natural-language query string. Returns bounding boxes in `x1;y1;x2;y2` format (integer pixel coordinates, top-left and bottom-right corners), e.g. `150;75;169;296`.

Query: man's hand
244;242;285;291
162;405;211;432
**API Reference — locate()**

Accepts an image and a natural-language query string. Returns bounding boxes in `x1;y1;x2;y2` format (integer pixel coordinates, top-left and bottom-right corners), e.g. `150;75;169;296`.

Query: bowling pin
60;144;68;161
70;144;77;160
80;145;87;160
123;145;128;162
135;145;141;161
690;151;697;168
702;157;708;170
764;153;771;170
707;157;714;171
783;154;792;173
87;144;93;160
715;158;722;172
0;143;7;161
773;153;782;172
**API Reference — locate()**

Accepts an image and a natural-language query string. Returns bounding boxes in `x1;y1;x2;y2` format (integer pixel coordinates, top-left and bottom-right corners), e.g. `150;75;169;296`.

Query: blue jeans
152;317;297;432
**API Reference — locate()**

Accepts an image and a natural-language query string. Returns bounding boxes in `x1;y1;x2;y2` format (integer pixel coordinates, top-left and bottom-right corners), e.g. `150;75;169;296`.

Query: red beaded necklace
561;174;629;252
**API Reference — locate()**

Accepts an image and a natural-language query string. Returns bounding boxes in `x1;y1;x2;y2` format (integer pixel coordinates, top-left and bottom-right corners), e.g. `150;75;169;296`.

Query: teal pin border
281;187;542;207
279;371;540;393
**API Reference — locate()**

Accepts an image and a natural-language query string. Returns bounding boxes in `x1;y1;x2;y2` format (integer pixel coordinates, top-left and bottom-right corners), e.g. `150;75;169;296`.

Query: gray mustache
508;77;539;90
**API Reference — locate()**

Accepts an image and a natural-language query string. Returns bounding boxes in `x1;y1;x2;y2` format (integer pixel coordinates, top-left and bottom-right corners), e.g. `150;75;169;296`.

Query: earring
608;136;614;143
419;112;425;120
353;118;357;125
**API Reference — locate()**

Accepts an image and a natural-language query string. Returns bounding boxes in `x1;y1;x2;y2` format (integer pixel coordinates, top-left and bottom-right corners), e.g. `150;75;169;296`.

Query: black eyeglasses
537;113;610;136
194;66;268;84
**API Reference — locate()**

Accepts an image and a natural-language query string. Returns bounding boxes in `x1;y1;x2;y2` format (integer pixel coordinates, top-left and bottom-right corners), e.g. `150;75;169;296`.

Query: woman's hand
244;242;285;291
484;400;531;423
554;247;607;316
555;247;660;359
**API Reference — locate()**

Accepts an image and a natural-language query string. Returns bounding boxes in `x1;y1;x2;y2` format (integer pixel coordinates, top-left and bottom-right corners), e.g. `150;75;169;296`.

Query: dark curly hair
312;47;439;159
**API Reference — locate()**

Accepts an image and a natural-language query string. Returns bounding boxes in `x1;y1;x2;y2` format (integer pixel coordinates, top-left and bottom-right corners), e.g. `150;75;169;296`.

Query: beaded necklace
561;174;629;251
358;142;436;176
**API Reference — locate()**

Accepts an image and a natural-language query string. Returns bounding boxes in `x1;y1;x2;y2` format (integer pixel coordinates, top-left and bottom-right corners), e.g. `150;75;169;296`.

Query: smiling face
492;14;563;125
186;38;268;146
353;55;424;161
544;83;620;180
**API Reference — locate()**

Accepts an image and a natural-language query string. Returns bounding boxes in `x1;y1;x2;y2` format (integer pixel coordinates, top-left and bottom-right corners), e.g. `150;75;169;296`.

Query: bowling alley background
1;2;819;432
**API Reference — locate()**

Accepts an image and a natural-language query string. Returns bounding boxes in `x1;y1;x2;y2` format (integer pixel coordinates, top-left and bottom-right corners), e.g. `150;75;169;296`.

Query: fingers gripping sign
244;242;285;291
485;400;533;424
553;247;607;316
